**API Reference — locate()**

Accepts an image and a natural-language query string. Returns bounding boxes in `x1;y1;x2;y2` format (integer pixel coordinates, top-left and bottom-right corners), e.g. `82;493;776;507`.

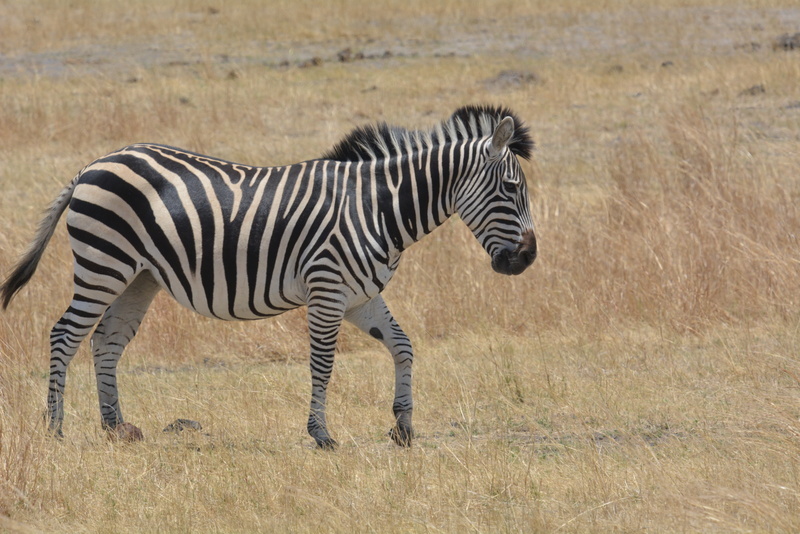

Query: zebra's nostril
521;251;532;265
520;232;537;264
523;246;537;264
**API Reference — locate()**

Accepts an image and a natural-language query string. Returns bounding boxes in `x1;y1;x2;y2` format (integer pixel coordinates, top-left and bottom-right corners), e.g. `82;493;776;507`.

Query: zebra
0;105;537;449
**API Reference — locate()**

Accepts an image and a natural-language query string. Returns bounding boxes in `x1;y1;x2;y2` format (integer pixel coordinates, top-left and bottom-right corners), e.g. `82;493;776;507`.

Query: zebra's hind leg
90;272;160;438
346;295;414;447
47;296;116;438
305;294;347;450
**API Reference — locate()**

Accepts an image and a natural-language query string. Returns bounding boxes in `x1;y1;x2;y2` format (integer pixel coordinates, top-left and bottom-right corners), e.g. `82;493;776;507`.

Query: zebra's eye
502;180;517;194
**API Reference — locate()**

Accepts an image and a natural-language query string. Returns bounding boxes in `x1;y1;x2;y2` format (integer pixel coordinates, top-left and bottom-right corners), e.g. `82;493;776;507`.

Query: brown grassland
1;0;800;531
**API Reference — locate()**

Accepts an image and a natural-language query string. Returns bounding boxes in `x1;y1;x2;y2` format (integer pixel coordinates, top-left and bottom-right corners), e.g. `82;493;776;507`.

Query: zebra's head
454;113;537;276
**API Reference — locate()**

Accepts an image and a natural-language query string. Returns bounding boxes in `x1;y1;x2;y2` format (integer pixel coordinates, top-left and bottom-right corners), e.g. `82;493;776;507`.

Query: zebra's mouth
491;250;529;275
491;231;537;276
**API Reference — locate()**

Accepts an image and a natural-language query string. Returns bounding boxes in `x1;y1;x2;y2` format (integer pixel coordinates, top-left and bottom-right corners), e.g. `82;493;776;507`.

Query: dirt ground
3;6;799;77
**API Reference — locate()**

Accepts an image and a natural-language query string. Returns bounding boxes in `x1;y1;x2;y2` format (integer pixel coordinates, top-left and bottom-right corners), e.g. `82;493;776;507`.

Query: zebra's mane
322;105;534;162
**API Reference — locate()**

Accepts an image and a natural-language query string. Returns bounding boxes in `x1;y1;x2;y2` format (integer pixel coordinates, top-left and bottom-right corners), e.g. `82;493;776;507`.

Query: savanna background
1;0;800;531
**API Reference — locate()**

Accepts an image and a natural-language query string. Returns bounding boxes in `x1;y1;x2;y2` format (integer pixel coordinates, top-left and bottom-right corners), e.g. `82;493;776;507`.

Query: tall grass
607;108;798;329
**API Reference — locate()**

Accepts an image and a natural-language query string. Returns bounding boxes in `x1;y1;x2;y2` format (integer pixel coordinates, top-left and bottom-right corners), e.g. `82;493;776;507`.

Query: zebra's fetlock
390;407;414;446
308;414;336;450
315;437;339;451
44;412;64;439
389;423;414;447
100;418;122;431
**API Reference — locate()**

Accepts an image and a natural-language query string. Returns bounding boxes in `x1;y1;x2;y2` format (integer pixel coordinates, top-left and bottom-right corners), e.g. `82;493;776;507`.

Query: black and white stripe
1;105;537;448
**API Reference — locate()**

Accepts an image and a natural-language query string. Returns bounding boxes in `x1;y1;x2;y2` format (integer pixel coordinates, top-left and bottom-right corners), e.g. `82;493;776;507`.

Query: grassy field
2;0;800;531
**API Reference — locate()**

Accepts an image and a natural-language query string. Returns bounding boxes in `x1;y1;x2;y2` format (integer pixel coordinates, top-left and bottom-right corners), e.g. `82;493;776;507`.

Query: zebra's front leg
306;297;347;450
346;295;414;447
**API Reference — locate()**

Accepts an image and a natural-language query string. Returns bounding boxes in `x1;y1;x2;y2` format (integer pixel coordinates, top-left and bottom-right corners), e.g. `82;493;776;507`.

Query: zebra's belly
335;255;400;308
152;268;308;322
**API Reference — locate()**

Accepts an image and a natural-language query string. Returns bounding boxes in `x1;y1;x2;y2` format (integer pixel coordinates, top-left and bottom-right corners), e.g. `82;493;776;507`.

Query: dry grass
1;1;800;532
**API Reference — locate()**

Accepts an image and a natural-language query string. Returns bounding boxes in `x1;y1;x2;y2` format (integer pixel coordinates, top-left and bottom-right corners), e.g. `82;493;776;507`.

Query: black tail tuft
1;261;38;309
1;176;80;310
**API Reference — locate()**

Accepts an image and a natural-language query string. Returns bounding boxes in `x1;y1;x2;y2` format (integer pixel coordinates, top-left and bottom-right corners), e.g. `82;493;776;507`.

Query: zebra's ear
489;116;515;158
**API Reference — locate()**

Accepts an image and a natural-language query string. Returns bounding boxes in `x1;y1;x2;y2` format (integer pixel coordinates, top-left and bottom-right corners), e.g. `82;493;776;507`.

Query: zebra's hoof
315;437;338;450
107;422;144;443
44;411;64;439
389;425;414;447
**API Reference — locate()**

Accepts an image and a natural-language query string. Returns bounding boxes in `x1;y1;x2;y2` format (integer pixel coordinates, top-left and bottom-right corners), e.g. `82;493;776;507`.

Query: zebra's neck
369;138;476;253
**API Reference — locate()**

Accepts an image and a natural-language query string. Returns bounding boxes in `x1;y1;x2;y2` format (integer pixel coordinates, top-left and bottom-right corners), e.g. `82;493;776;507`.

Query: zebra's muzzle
491;231;537;276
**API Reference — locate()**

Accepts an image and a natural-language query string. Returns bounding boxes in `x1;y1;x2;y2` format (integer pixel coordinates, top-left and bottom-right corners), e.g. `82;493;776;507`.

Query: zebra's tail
1;174;81;310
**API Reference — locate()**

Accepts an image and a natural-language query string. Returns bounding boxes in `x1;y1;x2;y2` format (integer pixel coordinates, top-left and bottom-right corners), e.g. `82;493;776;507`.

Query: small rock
739;84;766;97
163;419;203;433
773;32;800;51
299;56;323;68
108;422;144;442
734;41;761;52
482;69;541;90
337;48;364;63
